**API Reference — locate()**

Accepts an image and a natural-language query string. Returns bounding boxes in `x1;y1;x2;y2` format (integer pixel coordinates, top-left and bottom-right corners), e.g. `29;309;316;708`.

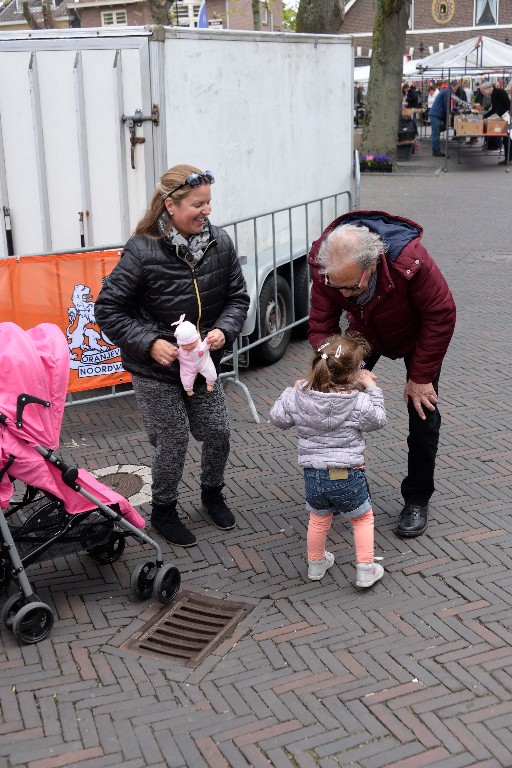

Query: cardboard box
485;118;509;134
454;116;485;135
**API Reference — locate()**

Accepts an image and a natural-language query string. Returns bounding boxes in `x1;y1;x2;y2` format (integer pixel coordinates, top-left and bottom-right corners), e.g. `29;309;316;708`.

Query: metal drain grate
123;590;252;667
100;472;143;498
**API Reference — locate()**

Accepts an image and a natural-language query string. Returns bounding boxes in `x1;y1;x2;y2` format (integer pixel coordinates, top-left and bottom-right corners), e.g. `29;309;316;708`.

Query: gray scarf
157;211;211;266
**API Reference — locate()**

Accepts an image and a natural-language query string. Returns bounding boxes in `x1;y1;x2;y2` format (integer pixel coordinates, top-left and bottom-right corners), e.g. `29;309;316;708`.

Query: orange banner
0;250;132;393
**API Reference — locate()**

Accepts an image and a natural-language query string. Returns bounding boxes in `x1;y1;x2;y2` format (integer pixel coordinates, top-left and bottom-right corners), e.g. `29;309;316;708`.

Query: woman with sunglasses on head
95;165;249;547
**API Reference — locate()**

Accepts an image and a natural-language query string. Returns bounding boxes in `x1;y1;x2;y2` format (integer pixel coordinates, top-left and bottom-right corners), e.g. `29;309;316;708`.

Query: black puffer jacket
94;224;249;384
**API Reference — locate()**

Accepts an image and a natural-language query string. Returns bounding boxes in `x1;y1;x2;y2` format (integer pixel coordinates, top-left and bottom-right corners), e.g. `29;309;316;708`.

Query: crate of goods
454;116;484;135
485;118;509;134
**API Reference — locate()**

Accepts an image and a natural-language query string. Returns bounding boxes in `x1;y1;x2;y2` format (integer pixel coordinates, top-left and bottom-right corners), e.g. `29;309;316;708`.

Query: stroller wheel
12;602;54;644
2;593;26;629
153;565;181;605
89;532;125;564
0;559;11;595
131;561;157;600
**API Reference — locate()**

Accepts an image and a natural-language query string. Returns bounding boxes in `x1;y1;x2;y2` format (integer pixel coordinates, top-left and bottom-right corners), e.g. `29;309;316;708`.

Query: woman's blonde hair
306;334;371;393
134;164;205;239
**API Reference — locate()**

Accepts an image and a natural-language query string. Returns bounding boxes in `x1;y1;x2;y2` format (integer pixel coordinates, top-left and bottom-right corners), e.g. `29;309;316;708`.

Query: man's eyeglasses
324;267;368;292
168;170;215;197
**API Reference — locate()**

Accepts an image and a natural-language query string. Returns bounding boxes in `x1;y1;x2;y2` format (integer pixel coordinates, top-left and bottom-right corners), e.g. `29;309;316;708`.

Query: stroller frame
0;323;181;645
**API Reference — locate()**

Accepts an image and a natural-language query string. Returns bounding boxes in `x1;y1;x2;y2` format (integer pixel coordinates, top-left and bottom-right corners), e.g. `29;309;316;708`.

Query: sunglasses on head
168;170;215;197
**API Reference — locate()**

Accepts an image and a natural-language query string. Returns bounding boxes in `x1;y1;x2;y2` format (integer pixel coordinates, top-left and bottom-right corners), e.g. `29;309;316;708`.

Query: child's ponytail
306;334;371;393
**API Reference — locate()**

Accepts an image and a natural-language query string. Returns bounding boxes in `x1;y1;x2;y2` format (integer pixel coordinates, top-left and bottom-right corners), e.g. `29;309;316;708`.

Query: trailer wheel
251;275;293;365
292;259;311;339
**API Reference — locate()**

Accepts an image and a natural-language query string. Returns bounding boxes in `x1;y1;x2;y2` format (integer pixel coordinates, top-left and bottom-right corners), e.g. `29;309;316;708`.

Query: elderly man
308;211;456;538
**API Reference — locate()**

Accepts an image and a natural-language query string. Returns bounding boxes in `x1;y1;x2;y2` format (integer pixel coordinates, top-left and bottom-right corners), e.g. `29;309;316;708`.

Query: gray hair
317;223;386;274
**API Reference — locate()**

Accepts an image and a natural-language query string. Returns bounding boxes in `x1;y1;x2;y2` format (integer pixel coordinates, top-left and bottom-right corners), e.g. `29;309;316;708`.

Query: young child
269;334;387;588
171;314;217;396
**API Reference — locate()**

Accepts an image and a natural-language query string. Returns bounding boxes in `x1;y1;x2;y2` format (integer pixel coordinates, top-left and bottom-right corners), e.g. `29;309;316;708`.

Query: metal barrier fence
65;187;354;420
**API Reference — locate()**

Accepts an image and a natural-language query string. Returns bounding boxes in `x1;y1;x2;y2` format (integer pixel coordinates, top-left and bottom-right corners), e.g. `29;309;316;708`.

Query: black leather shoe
432;152;445;157
396;503;428;538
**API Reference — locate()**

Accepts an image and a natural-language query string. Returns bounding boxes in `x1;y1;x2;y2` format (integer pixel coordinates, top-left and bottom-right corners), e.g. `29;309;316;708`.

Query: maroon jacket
308;211;456;384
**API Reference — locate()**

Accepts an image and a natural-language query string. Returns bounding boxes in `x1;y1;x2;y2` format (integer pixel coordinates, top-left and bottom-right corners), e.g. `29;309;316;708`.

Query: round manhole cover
100;472;144;498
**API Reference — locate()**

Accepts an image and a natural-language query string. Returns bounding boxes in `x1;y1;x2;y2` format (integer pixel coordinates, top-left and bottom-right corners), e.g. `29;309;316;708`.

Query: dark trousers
365;352;441;505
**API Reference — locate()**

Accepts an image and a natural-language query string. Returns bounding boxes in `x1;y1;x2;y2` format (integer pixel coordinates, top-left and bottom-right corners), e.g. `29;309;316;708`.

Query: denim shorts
304;468;371;520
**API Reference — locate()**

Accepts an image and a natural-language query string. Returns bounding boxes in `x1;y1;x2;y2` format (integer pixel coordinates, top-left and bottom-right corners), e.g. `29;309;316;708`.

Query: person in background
429;80;468;156
307;213;456;539
405;83;422;109
95;164;249;547
463;79;474;104
454;79;467;102
479;81;511;164
269;334;387;587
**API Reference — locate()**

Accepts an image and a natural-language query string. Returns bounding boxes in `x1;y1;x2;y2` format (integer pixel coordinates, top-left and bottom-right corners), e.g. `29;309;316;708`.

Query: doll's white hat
171;314;200;346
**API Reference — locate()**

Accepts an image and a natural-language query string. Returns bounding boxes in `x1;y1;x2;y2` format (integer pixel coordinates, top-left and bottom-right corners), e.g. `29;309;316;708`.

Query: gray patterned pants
132;375;230;506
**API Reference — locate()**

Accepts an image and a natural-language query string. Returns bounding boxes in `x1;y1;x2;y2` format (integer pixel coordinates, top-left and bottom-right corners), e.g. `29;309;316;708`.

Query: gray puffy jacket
269;382;386;468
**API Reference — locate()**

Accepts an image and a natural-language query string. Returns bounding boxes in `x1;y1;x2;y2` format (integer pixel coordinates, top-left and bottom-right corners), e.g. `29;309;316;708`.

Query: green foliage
282;1;297;30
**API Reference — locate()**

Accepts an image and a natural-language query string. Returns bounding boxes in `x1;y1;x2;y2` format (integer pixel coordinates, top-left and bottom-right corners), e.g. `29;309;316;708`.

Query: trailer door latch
122;106;160;169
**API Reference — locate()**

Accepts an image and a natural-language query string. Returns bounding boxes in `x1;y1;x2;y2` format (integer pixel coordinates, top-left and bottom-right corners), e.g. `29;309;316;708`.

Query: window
408;0;413;30
475;0;498;25
101;9;128;25
172;2;200;26
261;2;268;24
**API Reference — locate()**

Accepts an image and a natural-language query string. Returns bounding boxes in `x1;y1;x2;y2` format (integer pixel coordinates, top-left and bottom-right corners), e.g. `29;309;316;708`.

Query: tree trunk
361;0;409;161
41;0;56;27
296;0;344;34
252;0;261;30
147;0;172;25
22;1;42;28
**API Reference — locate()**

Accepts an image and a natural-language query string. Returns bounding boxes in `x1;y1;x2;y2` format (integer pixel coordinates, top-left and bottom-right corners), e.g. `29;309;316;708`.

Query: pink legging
307;509;374;564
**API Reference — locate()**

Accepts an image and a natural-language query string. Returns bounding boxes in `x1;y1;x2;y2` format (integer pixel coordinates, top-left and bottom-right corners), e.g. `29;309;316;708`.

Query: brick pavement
2;136;512;767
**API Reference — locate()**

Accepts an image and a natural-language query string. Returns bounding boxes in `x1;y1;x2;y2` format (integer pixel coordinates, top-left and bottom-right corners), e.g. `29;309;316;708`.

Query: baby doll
171;314;218;396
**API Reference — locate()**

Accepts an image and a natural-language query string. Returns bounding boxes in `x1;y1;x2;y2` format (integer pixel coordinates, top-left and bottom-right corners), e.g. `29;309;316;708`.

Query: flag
197;0;208;28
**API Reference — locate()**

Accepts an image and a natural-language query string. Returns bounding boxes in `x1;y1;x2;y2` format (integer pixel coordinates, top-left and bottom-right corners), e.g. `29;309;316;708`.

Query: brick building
0;0;281;31
343;0;512;63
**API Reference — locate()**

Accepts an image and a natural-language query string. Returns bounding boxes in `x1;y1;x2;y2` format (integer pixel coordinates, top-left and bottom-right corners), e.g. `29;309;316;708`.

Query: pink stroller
0;322;180;644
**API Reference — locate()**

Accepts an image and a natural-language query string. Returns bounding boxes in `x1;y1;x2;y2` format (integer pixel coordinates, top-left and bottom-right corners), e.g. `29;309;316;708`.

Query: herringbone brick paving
3;144;512;767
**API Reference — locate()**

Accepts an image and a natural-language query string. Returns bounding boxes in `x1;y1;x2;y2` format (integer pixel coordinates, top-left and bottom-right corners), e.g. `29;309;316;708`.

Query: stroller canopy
0;322;69;448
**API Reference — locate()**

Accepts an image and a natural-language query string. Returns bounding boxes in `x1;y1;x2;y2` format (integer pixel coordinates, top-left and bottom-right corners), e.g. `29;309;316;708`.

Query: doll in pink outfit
172;314;218;396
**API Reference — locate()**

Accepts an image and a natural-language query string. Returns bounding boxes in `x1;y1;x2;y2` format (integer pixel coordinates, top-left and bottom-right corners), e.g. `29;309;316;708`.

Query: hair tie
321;353;328;360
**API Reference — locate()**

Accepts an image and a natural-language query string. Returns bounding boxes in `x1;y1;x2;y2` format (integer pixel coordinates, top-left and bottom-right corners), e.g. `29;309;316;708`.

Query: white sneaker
307;552;335;580
355;561;384;588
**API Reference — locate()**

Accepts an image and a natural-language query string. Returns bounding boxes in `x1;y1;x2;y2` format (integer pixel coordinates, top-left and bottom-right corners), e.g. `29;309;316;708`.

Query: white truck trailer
0;26;355;367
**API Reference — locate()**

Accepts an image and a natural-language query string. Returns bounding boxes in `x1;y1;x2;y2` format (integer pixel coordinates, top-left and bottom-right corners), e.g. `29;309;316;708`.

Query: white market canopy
355;37;512;83
354;56;417;84
403;35;512;76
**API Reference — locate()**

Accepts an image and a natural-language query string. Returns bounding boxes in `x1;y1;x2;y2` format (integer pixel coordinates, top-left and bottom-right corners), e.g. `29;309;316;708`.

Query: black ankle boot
201;485;236;530
150;502;196;547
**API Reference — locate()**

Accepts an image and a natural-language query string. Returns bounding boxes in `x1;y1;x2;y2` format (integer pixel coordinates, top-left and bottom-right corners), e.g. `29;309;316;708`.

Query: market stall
404;36;512;172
